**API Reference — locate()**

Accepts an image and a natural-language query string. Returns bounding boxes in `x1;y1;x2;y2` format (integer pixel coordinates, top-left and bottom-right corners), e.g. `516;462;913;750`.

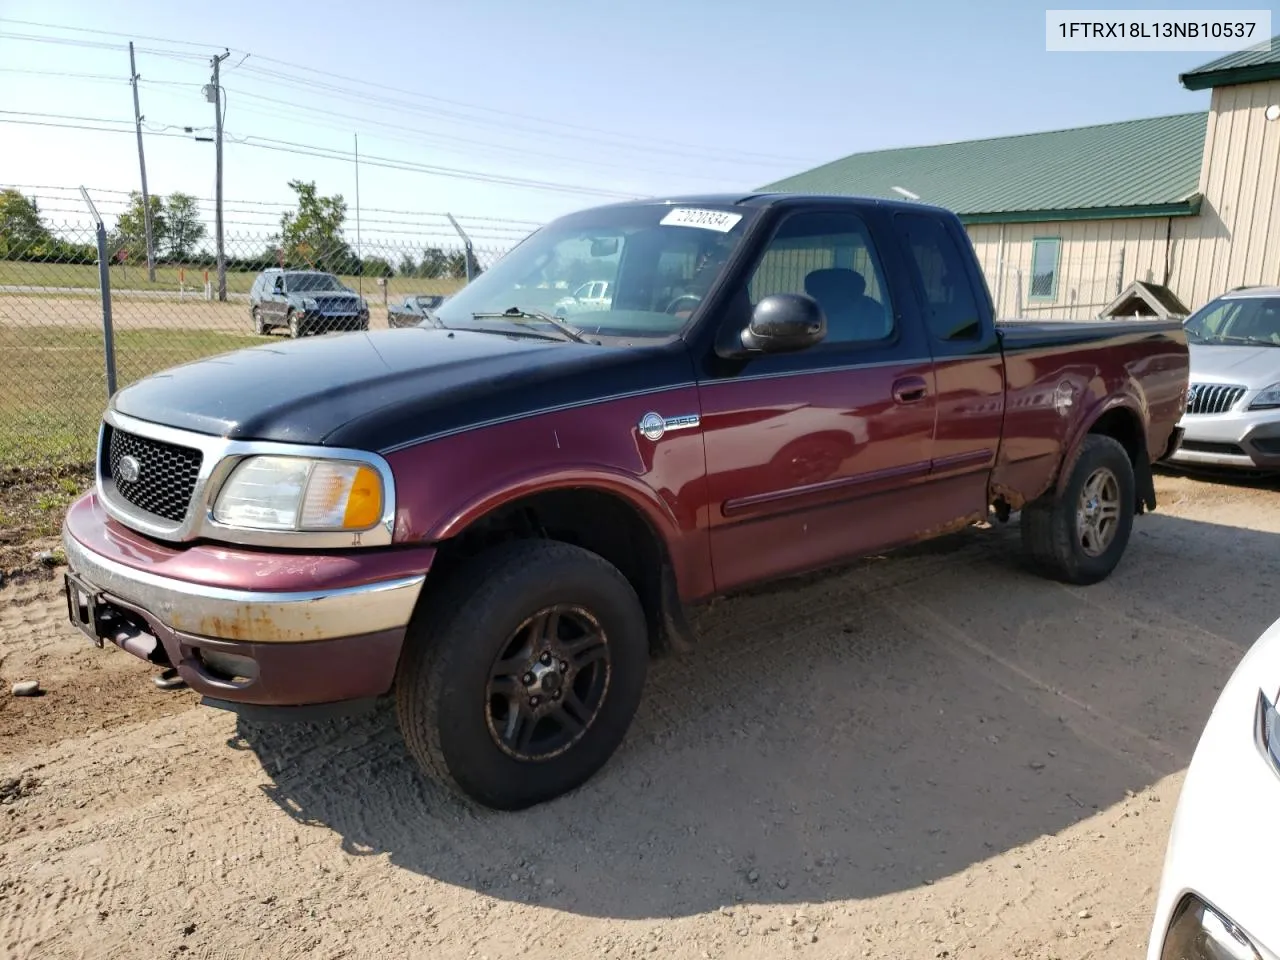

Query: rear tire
395;540;649;811
1020;434;1136;585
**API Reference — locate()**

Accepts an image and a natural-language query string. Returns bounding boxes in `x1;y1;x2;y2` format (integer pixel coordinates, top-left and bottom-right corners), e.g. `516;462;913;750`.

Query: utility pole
129;42;156;283
211;50;230;301
354;132;363;297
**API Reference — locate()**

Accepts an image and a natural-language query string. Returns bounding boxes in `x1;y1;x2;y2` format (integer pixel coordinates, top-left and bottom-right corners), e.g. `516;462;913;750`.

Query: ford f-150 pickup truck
61;193;1190;810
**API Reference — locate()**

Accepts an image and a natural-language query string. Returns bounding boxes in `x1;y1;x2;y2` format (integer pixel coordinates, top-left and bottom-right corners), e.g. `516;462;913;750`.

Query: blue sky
0;0;1235;253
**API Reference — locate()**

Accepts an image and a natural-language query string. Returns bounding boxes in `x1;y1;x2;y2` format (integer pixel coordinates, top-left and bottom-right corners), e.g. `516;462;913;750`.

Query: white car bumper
1165;407;1280;470
1146;612;1280;960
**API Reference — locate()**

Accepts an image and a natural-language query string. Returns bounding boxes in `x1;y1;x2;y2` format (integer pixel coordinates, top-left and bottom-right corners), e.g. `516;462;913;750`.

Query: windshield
286;273;344;293
1184;294;1280;345
433;202;757;340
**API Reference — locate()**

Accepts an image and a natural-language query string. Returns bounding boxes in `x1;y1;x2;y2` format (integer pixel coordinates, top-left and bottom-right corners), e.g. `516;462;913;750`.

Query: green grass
0;261;466;299
0;325;270;469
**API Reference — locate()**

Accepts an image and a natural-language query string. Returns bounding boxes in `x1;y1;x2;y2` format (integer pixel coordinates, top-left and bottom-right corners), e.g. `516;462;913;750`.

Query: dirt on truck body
61;193;1190;809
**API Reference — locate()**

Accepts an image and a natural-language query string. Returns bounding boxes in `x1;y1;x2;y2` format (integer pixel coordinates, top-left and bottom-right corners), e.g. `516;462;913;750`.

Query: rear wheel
1020;434;1135;585
395;540;649;810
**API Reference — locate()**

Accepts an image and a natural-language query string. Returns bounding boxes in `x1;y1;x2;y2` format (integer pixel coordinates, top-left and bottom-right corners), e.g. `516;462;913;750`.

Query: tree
418;246;451;279
112;191;167;264
165;193;206;261
0;189;52;258
360;255;394;278
279;180;350;272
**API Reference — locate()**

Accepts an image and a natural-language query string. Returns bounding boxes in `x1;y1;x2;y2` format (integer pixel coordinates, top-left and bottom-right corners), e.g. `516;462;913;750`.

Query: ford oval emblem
638;412;666;441
117;455;141;483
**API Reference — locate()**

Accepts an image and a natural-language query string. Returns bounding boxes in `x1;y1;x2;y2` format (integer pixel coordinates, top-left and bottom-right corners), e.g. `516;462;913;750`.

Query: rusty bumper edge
62;523;426;643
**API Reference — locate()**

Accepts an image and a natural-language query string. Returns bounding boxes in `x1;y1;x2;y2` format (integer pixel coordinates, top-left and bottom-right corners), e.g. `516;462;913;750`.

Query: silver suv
1164;285;1280;472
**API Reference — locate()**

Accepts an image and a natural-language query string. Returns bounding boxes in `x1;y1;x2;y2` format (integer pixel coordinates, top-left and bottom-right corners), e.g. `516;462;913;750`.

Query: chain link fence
0;215;521;471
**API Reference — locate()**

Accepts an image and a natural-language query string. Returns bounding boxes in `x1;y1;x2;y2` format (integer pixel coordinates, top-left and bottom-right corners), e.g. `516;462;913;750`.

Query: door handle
892;376;929;404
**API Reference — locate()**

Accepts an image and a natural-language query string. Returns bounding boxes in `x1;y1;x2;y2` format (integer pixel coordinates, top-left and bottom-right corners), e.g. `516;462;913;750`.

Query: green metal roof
759;112;1208;224
1180;34;1280;90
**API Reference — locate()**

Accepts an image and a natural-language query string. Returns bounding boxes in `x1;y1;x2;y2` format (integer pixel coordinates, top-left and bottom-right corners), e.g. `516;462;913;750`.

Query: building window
1030;238;1060;300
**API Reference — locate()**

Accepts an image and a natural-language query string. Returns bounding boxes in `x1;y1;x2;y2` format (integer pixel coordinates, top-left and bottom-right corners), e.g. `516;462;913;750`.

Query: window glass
894;212;985;340
1185;296;1280;344
746;211;894;343
1030;238;1061;300
433;203;754;338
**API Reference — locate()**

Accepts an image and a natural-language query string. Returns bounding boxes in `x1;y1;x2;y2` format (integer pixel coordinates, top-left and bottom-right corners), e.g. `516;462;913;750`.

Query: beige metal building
762;38;1280;320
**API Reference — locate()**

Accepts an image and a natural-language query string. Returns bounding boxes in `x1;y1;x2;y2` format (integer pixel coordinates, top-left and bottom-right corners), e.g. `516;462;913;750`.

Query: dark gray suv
249;268;371;337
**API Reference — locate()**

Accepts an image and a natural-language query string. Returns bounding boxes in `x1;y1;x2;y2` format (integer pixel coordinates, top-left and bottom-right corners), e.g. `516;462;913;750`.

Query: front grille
103;425;204;523
315;296;358;315
1186;383;1247;415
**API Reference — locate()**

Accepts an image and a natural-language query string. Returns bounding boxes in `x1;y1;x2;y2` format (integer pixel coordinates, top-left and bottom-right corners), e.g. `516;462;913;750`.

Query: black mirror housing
739;293;826;354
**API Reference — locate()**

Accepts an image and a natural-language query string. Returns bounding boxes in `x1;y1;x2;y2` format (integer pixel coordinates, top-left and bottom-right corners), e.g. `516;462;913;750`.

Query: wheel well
1087;405;1155;511
429;489;672;654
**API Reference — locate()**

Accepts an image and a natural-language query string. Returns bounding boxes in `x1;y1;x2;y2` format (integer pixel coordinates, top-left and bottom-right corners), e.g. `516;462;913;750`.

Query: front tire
1020;434;1136;585
395;540;649;810
287;311;301;338
252;306;268;336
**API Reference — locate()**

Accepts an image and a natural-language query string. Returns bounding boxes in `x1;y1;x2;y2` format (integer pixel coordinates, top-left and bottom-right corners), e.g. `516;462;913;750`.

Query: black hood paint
109;328;695;451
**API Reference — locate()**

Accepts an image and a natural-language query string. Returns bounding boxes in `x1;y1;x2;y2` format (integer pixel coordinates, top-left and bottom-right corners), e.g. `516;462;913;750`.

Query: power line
208;87;753;185
0;19;817;168
0;30;209;60
0;113;643;199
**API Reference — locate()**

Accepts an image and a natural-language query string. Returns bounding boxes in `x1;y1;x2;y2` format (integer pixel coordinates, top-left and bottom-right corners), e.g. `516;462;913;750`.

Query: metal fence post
445;213;478;282
79;186;118;397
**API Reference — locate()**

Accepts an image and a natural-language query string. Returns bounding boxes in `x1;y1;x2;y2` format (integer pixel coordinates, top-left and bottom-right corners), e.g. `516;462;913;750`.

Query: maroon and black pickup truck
62;193;1190;809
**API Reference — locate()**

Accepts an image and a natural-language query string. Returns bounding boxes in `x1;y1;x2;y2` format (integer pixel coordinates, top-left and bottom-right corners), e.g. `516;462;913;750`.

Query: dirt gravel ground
2;470;1279;960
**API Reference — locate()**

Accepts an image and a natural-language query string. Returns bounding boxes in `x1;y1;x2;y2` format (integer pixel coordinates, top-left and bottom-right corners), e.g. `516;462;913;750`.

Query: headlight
1160;895;1262;960
212;456;384;531
1249;382;1280;410
301;297;318;311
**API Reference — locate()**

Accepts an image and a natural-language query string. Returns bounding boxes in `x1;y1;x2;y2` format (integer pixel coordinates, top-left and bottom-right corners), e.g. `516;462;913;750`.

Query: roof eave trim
1179;63;1280;90
958;196;1203;225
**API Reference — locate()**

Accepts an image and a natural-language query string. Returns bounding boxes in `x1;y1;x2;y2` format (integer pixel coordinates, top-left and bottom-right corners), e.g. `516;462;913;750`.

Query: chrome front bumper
62;525;425;644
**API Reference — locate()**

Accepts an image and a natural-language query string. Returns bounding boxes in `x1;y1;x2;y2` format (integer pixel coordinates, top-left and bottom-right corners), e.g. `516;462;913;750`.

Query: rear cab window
893;212;989;345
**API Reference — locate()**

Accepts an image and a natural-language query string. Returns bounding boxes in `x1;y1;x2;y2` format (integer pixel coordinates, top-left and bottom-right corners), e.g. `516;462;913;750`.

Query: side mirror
590;237;619;257
740;293;826;353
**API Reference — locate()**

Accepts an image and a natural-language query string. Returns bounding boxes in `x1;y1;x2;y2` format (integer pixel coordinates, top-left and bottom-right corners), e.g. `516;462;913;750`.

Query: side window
894;213;985;341
746;211;894;343
1030;238;1061;300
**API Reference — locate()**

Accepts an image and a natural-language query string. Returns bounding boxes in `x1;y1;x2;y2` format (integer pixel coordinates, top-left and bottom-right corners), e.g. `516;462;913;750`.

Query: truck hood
1189;343;1280;387
109;327;691;451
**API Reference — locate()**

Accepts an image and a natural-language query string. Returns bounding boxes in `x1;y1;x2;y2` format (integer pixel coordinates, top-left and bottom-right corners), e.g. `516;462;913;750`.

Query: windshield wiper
471;307;599;344
1214;334;1280;347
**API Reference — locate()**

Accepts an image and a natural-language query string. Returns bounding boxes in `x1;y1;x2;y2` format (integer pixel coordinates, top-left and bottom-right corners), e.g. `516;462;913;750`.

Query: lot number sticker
659;208;744;232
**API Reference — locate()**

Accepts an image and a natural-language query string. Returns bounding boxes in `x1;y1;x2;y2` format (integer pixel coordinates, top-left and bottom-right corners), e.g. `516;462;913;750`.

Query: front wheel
252;306;268;336
1020;434;1136;585
395;540;649;810
287;311;301;338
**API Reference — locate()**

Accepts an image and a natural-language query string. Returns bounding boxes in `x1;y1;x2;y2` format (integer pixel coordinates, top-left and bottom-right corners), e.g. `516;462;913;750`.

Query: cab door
695;206;940;593
891;210;1005;520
